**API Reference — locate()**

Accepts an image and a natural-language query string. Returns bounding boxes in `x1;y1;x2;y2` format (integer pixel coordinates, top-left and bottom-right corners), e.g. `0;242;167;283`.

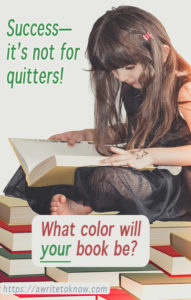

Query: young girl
4;6;191;223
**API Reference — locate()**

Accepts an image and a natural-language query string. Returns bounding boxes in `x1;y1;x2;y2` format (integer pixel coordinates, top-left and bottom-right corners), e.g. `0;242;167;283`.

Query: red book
0;243;31;254
0;219;32;252
97;288;137;299
150;245;191;276
0;219;31;233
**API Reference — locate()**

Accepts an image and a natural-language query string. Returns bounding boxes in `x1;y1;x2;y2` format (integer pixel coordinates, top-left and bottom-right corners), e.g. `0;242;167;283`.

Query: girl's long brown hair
87;6;191;154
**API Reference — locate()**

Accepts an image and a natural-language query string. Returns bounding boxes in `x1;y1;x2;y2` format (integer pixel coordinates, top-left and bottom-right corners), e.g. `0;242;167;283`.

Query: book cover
1;1;191;300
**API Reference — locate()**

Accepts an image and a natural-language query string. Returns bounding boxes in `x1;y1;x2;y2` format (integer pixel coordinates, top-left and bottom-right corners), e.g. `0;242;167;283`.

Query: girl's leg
50;194;92;215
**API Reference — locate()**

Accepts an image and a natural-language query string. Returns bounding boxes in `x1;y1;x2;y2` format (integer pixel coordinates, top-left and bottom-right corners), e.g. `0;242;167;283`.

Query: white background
1;0;191;192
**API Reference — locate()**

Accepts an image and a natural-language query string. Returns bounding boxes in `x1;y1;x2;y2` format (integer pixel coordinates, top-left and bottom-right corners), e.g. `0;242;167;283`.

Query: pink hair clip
143;31;152;41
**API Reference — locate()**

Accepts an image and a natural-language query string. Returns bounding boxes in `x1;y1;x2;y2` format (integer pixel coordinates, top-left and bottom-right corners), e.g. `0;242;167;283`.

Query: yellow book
171;232;191;261
0;195;29;207
0;195;37;224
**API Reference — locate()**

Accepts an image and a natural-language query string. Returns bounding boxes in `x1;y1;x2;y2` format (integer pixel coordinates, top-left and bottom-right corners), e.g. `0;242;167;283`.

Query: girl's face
112;63;143;89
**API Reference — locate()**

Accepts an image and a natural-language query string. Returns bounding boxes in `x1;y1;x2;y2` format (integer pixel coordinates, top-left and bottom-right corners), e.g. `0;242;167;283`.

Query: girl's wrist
144;147;158;165
145;147;174;166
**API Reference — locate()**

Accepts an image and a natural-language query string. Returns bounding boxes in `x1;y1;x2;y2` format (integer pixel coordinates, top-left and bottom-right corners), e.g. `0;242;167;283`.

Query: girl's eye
123;65;135;70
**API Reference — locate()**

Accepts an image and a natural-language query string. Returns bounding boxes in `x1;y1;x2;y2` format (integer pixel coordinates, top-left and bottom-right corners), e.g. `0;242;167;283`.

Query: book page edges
29;165;77;186
151;221;191;228
8;138;29;183
28;155;110;187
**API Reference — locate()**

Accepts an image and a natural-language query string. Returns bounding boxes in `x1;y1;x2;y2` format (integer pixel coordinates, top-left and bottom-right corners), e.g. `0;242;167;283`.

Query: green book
0;247;31;259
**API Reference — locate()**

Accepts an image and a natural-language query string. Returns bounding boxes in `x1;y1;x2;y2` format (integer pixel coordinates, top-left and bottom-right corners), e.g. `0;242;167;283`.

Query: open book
9;138;107;187
9;138;181;187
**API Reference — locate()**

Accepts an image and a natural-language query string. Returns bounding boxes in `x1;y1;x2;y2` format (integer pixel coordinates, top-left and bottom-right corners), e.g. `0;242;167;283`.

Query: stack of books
46;220;191;300
119;222;191;300
0;196;115;300
1;194;191;299
0;195;51;286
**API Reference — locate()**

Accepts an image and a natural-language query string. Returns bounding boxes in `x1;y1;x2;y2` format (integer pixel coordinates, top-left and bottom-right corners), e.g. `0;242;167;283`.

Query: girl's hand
100;146;154;169
49;130;87;146
48;129;94;146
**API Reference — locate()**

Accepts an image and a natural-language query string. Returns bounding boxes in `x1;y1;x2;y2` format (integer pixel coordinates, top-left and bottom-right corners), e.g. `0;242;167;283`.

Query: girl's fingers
48;134;67;141
67;139;76;146
110;146;127;154
48;135;57;140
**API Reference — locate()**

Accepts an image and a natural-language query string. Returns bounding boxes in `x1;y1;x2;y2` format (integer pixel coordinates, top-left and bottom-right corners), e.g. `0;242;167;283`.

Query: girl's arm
148;145;191;166
101;145;191;169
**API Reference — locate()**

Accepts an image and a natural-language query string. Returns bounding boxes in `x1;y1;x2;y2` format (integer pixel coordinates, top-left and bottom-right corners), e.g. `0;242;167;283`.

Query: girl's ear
162;44;170;63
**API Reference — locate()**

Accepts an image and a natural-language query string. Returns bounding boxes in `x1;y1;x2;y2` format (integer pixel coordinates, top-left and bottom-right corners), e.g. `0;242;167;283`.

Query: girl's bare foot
50;194;92;215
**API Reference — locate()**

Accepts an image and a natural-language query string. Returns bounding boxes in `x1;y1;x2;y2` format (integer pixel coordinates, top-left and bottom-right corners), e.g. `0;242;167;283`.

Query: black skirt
4;165;191;223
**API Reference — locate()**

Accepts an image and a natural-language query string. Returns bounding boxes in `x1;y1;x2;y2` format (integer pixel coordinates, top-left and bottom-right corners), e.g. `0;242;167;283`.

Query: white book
9;138;179;187
9;138;105;186
0;227;31;252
